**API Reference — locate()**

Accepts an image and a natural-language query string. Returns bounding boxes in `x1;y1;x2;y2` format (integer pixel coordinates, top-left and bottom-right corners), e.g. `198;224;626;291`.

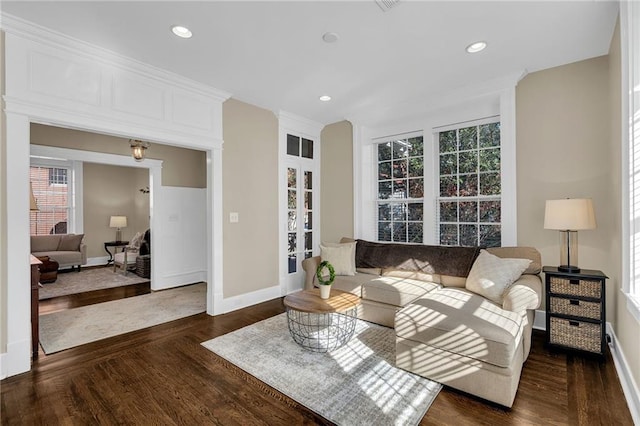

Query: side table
543;266;607;358
104;241;129;265
283;288;361;353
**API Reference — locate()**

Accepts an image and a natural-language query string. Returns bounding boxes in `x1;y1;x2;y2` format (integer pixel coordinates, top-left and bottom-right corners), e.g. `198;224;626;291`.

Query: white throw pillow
129;232;144;249
465;250;532;305
320;241;357;276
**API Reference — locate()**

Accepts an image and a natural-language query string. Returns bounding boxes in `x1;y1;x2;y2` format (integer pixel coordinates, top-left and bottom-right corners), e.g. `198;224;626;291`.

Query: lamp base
558;265;580;273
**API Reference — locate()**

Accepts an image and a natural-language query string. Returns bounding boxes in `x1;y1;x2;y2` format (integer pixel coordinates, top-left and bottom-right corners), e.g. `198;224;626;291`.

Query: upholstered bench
395;287;526;407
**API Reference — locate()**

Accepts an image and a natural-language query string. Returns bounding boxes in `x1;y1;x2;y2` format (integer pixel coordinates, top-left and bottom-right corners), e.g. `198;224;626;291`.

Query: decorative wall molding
1;13;230;150
1;14;228;377
218;284;283;314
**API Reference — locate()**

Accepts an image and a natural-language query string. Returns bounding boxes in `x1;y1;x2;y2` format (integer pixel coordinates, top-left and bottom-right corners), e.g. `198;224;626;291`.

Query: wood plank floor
1;287;634;425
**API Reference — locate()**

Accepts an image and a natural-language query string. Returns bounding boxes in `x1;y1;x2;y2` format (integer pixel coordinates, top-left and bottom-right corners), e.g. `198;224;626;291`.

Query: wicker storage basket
549;276;601;298
135;255;151;278
549;297;601;320
549;317;600;353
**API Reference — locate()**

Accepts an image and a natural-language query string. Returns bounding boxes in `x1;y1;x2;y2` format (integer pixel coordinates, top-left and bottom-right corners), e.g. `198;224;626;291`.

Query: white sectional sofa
302;238;542;407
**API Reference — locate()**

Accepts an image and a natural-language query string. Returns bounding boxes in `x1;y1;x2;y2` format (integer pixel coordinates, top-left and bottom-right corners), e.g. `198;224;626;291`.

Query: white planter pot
319;284;332;299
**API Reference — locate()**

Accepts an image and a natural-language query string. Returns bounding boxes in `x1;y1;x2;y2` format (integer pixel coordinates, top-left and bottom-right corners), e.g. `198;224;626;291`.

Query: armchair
114;230;149;274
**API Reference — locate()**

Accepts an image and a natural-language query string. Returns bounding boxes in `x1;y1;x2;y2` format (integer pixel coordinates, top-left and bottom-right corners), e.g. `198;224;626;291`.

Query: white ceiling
1;1;619;127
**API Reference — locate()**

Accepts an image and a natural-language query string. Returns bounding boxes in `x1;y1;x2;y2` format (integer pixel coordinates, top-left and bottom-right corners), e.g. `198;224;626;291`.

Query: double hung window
30;165;71;235
437;121;502;247
376;136;424;243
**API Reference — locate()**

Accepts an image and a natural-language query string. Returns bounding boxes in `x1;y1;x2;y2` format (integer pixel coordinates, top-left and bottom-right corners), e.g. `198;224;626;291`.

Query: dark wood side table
543;266;607;359
104;241;129;264
30;255;42;360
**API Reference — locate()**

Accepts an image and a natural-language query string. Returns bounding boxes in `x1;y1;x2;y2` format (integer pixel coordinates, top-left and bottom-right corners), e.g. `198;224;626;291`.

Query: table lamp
544;198;596;273
109;215;127;242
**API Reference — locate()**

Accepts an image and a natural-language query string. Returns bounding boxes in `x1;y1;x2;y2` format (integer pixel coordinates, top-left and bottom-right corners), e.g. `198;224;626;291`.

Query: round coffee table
283;288;361;353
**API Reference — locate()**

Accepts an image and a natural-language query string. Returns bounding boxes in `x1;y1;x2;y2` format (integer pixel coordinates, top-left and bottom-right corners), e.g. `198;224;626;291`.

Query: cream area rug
39;267;149;300
202;313;441;426
39;282;206;354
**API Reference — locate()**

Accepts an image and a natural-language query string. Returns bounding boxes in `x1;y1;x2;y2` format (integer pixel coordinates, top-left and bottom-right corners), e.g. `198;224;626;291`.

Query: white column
5;112;32;376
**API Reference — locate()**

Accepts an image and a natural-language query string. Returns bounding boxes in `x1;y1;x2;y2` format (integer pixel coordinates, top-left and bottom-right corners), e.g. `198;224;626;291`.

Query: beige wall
83;163;149;258
321;120;354;243
516;56;614;314
609;19;640;393
30;124;206;188
222;98;279;298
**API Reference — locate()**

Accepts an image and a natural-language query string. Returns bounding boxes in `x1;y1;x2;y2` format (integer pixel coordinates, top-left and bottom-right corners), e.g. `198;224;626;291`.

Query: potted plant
316;260;336;299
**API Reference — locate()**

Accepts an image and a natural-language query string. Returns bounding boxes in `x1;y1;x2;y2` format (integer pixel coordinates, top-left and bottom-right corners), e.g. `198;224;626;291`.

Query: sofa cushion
465;250;531;304
320;241;356;276
33;251;82;266
331;273;378;297
355;239;480;278
57;234;84;251
363;276;439;307
31;235;61;252
396;288;523;368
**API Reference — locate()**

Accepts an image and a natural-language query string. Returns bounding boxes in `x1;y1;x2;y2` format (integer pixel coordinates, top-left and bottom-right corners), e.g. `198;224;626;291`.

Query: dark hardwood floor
1;286;634;425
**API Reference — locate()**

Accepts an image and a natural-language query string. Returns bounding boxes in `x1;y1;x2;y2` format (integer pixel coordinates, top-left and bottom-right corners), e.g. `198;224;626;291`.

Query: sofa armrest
301;256;321;290
502;274;542;314
80;243;87;265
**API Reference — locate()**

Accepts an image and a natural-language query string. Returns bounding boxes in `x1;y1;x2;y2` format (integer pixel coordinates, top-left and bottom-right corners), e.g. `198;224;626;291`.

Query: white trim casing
1;14;229;377
277;111;323;295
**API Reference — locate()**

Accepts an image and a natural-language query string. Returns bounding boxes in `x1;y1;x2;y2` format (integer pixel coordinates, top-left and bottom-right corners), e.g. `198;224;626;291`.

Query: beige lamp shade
544;199;596;231
109;216;128;228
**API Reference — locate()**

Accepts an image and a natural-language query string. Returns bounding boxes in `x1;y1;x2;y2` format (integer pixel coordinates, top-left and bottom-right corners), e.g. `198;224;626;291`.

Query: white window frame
373;131;425;243
357;89;517;247
29;155;84;235
622;0;640;322
433;116;503;247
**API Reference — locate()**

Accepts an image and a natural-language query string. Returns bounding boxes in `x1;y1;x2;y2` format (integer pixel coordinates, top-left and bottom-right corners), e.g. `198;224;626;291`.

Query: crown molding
0;12;232;103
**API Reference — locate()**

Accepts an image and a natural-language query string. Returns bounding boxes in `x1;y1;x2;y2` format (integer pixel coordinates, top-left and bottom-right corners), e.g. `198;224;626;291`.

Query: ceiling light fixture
171;25;193;39
319;95;332;102
130;139;150;162
322;32;339;43
466;41;487;53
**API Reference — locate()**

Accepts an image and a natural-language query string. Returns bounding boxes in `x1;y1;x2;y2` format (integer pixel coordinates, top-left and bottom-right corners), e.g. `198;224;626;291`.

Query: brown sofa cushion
57;234;84;251
355;239;480;278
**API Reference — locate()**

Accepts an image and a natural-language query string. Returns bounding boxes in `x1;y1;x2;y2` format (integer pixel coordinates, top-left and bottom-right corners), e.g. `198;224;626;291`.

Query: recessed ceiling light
171;25;193;39
319;95;332;102
322;32;339;43
466;41;487;53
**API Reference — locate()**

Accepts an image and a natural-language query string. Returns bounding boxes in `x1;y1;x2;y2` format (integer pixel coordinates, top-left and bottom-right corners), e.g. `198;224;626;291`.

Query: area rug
39;267;149;300
39;282;206;354
202;314;441;426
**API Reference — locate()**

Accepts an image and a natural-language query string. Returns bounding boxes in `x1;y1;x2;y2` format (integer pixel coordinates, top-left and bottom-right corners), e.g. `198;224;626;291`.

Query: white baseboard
1;339;31;379
606;324;640;425
219;284;282;314
86;256;109;267
533;309;546;330
0;352;7;380
152;270;207;291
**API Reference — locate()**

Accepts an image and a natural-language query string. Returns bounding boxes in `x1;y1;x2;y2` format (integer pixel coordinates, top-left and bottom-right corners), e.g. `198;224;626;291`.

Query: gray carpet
39;267;149;300
202;313;441;426
39;282;206;354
